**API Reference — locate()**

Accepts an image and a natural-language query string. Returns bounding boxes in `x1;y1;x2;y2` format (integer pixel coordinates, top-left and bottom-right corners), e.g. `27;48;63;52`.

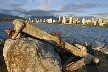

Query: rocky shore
1;19;108;72
1;37;108;72
3;37;62;72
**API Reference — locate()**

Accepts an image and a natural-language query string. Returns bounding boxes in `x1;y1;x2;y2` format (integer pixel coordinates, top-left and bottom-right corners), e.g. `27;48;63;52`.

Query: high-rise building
86;19;92;24
35;18;37;23
43;19;46;23
53;19;57;23
91;18;94;22
98;19;102;24
82;18;85;25
62;16;67;24
73;16;78;24
69;16;73;24
40;19;42;23
47;18;53;23
59;15;62;22
29;18;31;21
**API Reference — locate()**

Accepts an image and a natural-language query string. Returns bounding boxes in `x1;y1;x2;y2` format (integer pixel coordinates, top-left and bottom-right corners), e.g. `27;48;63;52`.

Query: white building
47;18;53;23
82;18;85;25
53;19;57;23
59;15;62;22
40;19;42;23
91;18;94;22
86;19;92;24
98;19;102;24
43;19;46;23
29;18;31;21
69;16;73;24
62;16;67;24
73;16;78;24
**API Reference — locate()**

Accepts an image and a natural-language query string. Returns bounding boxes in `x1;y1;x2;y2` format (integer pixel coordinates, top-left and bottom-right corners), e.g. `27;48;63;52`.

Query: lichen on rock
3;37;62;72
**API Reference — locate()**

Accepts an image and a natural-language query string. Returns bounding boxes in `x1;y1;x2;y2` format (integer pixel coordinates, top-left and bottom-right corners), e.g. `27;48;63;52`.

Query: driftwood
62;44;99;71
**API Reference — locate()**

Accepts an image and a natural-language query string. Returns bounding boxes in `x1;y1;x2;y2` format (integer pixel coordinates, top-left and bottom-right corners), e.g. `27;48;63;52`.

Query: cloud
0;0;62;17
0;2;27;16
21;9;55;16
6;3;27;11
91;12;108;16
0;9;13;15
8;3;23;7
90;12;108;19
0;8;60;18
28;0;61;10
59;2;108;12
1;1;108;18
27;0;32;4
21;9;62;18
78;16;96;21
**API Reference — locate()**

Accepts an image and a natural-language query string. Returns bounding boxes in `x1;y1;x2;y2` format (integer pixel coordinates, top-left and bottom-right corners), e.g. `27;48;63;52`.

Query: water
34;24;108;47
0;22;14;40
0;22;108;47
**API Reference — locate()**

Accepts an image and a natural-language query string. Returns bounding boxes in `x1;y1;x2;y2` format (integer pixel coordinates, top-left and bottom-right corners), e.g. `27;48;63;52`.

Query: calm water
34;24;108;47
0;22;14;40
0;22;108;47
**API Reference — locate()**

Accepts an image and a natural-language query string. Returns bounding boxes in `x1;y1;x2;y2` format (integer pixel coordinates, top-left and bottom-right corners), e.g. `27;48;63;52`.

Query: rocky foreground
3;37;62;72
0;19;99;72
1;37;99;72
0;37;108;72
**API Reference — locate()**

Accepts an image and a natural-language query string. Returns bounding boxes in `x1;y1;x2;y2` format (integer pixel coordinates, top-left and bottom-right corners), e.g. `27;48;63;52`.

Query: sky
0;0;108;19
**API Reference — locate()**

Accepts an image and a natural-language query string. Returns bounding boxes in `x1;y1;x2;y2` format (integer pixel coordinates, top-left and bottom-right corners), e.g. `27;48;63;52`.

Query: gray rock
92;41;108;54
0;39;4;45
3;37;62;72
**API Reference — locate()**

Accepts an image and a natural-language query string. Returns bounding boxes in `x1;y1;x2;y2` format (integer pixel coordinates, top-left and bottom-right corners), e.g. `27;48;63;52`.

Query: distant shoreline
33;23;108;28
0;22;108;28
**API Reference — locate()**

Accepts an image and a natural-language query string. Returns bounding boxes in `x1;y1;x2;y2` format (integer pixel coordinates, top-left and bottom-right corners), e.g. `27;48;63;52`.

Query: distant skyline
0;0;108;19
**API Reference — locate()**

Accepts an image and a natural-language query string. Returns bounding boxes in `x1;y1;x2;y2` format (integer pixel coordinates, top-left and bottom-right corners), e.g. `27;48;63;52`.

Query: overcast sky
0;0;108;19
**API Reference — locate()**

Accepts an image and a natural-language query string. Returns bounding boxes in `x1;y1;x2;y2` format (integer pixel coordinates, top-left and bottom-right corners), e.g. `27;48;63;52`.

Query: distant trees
0;18;14;22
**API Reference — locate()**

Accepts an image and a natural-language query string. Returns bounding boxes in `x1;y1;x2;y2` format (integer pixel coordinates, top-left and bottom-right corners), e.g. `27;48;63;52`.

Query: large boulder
3;37;62;72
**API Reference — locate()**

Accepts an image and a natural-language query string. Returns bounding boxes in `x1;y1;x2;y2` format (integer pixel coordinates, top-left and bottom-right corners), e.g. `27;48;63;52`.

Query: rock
85;53;99;64
12;19;87;57
63;58;85;71
85;41;91;47
92;41;108;54
63;53;99;71
92;41;104;48
0;39;4;45
92;47;102;52
62;44;99;71
3;37;62;72
100;47;108;54
0;39;4;54
75;43;86;51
